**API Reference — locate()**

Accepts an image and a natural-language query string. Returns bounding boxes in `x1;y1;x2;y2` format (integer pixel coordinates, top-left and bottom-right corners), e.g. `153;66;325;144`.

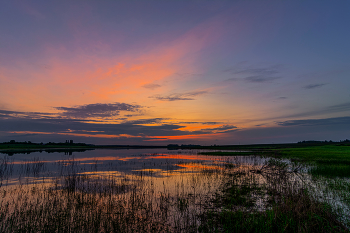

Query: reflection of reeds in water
0;156;223;232
0;155;349;232
0;157;14;188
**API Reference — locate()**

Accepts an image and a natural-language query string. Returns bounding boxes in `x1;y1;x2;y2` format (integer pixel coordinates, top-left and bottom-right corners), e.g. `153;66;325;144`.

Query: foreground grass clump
198;157;350;232
200;189;347;233
0;187;170;233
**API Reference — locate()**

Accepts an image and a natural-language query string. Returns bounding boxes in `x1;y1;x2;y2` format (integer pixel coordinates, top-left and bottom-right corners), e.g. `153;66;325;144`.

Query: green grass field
279;145;350;178
200;145;350;178
279;145;350;162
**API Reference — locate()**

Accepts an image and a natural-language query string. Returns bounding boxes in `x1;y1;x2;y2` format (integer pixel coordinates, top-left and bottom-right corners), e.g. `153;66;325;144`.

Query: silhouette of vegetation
0;140;95;153
0;141;349;231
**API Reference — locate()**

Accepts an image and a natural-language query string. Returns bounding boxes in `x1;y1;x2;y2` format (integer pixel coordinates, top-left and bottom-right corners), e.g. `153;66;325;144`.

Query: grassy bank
279;145;350;178
279;145;350;163
200;145;350;178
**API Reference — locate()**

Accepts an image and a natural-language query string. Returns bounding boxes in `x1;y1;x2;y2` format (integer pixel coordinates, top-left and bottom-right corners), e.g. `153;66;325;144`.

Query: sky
1;0;350;145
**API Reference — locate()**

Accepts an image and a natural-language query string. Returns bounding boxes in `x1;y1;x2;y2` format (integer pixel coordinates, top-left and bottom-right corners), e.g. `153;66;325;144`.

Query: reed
0;152;349;232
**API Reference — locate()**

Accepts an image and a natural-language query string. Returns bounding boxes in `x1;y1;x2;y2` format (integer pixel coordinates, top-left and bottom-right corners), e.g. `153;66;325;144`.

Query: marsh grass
0;156;223;232
0;151;349;232
310;164;350;178
199;159;349;233
279;145;350;165
1;187;170;232
0;173;171;232
0;157;14;188
276;145;350;228
199;189;347;233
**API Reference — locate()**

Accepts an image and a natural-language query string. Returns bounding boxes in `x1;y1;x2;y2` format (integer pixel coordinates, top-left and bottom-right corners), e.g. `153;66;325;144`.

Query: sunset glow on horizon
1;1;350;145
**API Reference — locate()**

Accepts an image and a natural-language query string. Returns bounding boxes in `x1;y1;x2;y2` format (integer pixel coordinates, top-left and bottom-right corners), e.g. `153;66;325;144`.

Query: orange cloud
7;131;143;139
145;133;228;141
1;14;226;115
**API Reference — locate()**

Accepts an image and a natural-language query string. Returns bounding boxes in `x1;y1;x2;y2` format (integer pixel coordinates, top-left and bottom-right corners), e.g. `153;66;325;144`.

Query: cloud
277;116;350;127
180;121;221;125
275;102;350;120
327;102;350;112
55;103;142;119
303;83;327;89
225;77;239;82
233;66;281;76
142;83;161;89
221;121;350;145
174;72;202;77
225;64;282;83
244;76;280;83
0;108;240;145
1;102;144;121
190;124;238;134
126;118;168;125
0;109;55;119
2;108;349;145
150;90;208;101
0;117;184;137
205;124;237;132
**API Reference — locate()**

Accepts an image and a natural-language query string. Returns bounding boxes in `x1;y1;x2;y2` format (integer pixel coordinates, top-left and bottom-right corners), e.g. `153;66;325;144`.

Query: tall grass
199;159;348;232
0;152;349;232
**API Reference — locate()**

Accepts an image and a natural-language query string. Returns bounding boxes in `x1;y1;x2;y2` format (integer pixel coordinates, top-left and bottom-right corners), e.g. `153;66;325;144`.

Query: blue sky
0;1;349;144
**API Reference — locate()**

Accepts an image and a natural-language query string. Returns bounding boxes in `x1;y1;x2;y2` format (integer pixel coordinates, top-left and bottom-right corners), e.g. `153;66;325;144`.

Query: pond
0;148;267;187
0;148;348;232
